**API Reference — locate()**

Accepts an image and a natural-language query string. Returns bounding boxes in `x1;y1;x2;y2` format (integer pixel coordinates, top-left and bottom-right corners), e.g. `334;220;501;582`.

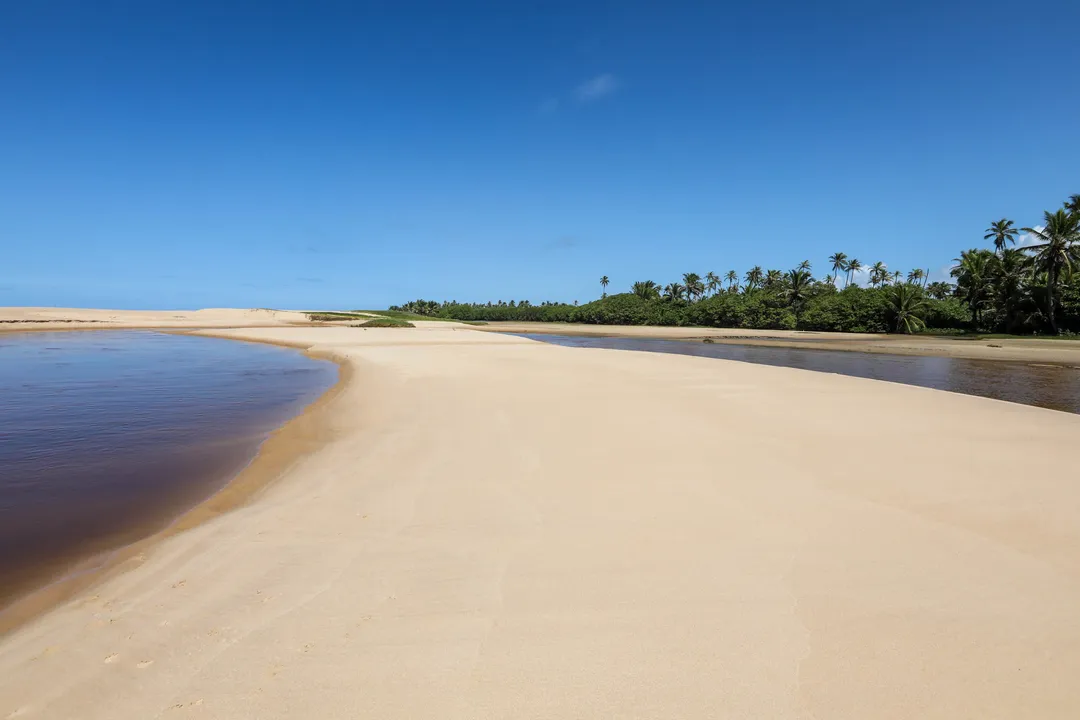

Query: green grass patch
306;311;368;322
358;310;486;325
352;317;415;328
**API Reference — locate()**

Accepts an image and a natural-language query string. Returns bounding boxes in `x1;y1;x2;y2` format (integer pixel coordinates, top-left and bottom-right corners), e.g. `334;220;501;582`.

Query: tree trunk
1048;270;1058;335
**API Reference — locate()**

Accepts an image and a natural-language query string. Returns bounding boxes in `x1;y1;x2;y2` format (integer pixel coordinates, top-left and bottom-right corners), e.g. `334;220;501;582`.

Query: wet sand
476;321;1080;365
2;325;1079;718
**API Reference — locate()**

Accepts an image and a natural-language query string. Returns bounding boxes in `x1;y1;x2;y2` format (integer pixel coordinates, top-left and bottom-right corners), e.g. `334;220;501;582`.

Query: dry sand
0;307;316;332
477;321;1080;365
2;325;1080;718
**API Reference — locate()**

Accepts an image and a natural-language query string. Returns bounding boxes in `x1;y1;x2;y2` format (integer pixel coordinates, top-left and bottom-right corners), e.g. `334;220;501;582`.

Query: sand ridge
2;325;1079;718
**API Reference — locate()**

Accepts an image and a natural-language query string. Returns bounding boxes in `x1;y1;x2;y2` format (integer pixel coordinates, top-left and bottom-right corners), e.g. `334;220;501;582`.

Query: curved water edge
518;333;1080;415
0;331;339;624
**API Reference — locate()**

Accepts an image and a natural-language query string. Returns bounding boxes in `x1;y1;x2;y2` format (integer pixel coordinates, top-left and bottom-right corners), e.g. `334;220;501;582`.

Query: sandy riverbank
476;321;1080;365
0;307;316;332
2;325;1080;718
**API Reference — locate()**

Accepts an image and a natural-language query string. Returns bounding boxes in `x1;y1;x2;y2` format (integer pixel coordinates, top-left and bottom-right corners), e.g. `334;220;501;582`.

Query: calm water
0;331;337;610
519;333;1080;415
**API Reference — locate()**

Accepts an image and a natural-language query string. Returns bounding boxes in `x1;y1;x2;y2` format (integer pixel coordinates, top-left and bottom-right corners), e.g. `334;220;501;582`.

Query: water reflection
519;334;1080;415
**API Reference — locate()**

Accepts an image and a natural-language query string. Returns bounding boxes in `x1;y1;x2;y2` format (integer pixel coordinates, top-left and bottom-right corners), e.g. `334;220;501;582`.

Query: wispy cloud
576;73;620;102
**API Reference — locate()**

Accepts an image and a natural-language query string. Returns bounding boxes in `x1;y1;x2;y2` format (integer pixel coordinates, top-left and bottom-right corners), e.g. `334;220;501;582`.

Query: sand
0;307;319;332
477;321;1080;365
2;325;1080;718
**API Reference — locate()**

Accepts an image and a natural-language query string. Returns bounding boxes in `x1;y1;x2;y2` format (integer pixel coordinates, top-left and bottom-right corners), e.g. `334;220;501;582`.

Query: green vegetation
390;194;1079;335
360;309;486;325
306;311;367;322
353;317;415;328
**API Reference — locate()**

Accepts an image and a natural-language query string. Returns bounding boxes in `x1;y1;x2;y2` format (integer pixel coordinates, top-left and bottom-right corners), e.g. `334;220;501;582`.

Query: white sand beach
2;325;1079;718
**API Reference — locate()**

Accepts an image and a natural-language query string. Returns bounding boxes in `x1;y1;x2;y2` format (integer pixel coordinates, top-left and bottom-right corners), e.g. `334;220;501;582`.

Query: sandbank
2;325;1079;718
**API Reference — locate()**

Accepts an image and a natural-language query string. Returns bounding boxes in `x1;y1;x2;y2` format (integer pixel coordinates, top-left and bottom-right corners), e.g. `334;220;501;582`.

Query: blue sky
2;0;1078;309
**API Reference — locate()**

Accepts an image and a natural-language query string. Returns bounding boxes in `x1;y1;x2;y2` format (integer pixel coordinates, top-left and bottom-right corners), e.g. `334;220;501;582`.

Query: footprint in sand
104;653;119;664
136;660;154;669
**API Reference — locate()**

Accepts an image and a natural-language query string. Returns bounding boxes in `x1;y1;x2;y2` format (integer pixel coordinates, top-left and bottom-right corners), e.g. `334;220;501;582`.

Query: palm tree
887;283;929;334
763;269;783;290
869;262;887;288
631;280;661;300
907;268;925;286
846;258;862;286
600;275;609;297
725;270;739;291
1065;195;1080;217
797;259;812;272
785;268;813;324
951;249;996;329
984;218;1018;254
744;266;763;292
705;272;720;297
891;270;902;285
663;282;686;302
682;273;704;301
828;252;848;286
1022;209;1080;334
926;281;952;300
994;248;1030;333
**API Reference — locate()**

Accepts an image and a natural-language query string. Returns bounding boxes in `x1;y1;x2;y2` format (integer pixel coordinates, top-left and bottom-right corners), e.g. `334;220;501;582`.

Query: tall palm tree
828;252;848;286
846;258;862;286
797;259;812;272
1065;195;1080;217
907;268;925;285
887;283;929;334
704;272;720;297
631;280;660;300
951;249;996;329
599;275;609;298
725;270;739;291
869;262;887;288
994;248;1030;333
1022;209;1080;334
763;269;783;290
682;273;704;301
663;282;686;302
785;268;813;325
891;270;902;285
744;266;763;292
984;218;1018;254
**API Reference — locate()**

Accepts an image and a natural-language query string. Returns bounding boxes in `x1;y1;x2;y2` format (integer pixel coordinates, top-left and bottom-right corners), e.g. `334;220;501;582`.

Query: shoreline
4;325;1080;717
0;336;351;637
473;321;1080;366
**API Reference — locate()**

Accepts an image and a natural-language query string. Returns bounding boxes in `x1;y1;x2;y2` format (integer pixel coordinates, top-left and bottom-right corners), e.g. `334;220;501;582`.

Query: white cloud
576;74;620;102
1015;226;1044;249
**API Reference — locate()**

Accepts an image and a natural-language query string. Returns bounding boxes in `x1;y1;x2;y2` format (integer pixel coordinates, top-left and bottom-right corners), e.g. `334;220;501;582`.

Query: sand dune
2;325;1079;718
0;307;313;330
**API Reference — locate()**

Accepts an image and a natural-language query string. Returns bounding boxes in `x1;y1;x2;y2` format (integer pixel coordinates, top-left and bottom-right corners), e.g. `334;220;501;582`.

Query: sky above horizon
2;0;1079;310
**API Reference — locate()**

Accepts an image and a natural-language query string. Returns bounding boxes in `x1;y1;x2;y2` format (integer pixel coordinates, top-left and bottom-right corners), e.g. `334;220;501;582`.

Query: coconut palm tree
663;282;687;302
891;270;902;285
869;262;887;288
631;280;660;300
797;259;812;272
785;268;813;324
744;266;763;292
907;268;925;286
682;273;704;301
887;283;929;333
828;252;848;286
704;272;720;297
600;275;609;297
1065;195;1080;217
725;270;739;291
846;258;862;286
994;248;1030;333
1022;209;1080;334
984;218;1018;254
763;269;783;290
951;249;996;329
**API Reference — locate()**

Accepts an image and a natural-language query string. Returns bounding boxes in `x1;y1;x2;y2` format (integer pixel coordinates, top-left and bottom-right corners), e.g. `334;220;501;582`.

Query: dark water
519;333;1080;415
0;331;336;610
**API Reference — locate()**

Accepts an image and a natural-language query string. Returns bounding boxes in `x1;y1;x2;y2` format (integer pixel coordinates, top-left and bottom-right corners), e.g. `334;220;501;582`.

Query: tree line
392;194;1080;335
